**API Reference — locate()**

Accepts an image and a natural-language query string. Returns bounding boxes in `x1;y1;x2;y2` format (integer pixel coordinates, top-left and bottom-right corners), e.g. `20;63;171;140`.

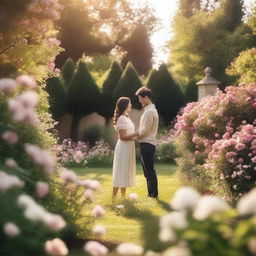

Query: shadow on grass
122;200;170;252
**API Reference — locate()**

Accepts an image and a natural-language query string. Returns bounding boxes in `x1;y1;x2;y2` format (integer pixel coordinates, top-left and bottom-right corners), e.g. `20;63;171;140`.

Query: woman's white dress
112;115;136;187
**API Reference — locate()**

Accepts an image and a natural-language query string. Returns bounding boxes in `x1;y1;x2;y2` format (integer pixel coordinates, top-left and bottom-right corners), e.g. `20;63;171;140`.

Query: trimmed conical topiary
61;58;76;88
68;60;100;140
100;61;123;119
45;77;67;120
113;62;142;109
146;64;184;124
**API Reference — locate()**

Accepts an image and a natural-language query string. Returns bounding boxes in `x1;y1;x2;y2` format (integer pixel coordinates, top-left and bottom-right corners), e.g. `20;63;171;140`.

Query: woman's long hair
113;97;130;126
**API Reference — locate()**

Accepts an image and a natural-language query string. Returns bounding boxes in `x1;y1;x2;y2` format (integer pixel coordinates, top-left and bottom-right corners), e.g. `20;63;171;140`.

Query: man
135;87;159;198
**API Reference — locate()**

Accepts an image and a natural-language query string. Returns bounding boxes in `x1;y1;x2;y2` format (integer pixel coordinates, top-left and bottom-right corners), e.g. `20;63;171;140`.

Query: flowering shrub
0;77;103;255
175;83;256;199
1;0;63;81
53;139;113;167
143;187;256;256
156;129;177;163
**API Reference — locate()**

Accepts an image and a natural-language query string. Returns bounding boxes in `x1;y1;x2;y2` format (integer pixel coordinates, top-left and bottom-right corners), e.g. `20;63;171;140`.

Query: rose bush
175;83;256;199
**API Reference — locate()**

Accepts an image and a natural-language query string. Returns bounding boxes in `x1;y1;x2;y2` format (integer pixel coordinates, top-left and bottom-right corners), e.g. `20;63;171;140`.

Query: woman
112;97;138;201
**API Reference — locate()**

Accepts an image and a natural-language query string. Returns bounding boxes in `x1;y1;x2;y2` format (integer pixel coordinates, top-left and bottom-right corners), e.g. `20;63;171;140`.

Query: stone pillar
196;67;221;101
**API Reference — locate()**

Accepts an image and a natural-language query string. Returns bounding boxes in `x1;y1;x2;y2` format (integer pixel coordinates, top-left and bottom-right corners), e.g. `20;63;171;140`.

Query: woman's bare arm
118;130;139;141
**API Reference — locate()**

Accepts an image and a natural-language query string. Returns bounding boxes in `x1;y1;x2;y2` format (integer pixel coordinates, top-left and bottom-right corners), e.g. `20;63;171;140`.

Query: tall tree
179;0;201;17
169;0;254;92
146;64;184;124
113;62;142;109
0;0;62;81
68;60;100;140
45;77;67;120
60;58;76;89
55;0;158;67
100;61;123;120
120;25;153;76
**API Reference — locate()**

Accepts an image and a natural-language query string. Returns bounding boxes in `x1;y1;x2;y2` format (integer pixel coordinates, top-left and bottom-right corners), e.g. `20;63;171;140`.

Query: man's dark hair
135;87;152;99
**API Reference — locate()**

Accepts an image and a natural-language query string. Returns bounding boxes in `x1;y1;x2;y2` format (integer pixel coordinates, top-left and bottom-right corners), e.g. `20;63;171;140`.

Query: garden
2;0;256;255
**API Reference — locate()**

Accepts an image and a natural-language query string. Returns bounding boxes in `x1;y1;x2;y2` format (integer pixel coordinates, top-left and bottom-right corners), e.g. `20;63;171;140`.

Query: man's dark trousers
140;142;158;198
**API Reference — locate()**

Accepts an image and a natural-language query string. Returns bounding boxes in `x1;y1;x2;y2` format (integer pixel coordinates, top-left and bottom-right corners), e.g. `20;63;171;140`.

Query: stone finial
196;67;221;101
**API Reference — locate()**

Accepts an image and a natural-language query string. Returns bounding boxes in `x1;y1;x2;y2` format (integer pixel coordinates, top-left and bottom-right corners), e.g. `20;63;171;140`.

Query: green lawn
72;163;180;249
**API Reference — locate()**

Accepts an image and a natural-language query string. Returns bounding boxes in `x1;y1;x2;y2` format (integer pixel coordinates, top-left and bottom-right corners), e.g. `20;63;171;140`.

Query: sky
129;0;256;67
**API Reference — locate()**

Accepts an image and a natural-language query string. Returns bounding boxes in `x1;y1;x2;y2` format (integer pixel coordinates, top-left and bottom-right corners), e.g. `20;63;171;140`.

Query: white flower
24;204;46;222
84;241;108;256
171;187;201;210
159;227;176;242
5;158;17;168
25;144;55;173
160;211;188;230
2;131;19;144
116;204;124;209
116;242;143;256
193;196;230;221
45;238;69;256
36;181;49;198
237;188;256;215
128;193;138;200
43;213;66;231
60;168;78;184
162;246;191;256
0;78;17;93
16;75;37;87
84;189;94;201
0;171;24;192
92;225;106;236
17;194;35;208
92;205;105;218
3;222;20;237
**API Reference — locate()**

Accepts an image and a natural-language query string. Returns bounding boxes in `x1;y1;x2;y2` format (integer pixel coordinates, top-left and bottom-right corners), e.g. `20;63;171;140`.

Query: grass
72;163;180;249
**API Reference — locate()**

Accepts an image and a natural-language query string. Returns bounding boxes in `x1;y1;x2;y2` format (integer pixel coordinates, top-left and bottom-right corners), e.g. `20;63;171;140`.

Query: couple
112;87;159;201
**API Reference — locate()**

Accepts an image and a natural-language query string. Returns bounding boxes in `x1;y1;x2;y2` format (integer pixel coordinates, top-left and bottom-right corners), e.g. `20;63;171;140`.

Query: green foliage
0;0;63;81
121;25;153;76
100;61;123;119
61;58;76;88
169;0;255;91
179;0;200;18
113;62;142;109
146;64;184;124
156;142;177;163
56;0;158;67
45;77;67;120
68;60;100;115
83;125;103;146
226;48;256;83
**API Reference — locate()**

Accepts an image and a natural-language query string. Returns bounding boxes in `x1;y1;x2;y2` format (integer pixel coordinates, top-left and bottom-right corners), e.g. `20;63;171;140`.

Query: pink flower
84;189;94;200
16;75;37;87
60;169;78;184
25;144;55;173
235;143;246;151
43;213;66;231
238;158;244;164
36;181;49;198
0;78;17;93
0;171;24;192
92;225;106;236
80;179;100;191
215;133;219;138
84;241;109;256
3;222;20;237
5;158;17;168
251;156;256;163
2;131;19;144
45;238;68;256
92;205;105;218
